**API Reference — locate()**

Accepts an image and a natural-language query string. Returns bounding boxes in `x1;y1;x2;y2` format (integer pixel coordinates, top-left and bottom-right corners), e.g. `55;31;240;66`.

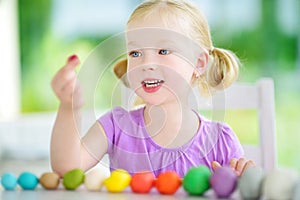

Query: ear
194;52;209;77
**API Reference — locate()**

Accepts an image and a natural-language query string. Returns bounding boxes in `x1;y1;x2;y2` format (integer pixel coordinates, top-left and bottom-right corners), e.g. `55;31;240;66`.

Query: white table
0;187;241;200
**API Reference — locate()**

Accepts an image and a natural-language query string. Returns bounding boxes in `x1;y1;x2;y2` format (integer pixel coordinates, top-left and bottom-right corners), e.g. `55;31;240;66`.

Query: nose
141;50;158;71
142;64;157;71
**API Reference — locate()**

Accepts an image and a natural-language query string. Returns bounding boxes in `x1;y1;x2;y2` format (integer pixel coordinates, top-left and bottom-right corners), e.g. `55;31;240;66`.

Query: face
126;13;206;105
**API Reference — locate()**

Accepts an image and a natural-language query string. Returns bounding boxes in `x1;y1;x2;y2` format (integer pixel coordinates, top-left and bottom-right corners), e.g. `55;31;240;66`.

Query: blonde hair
113;0;239;96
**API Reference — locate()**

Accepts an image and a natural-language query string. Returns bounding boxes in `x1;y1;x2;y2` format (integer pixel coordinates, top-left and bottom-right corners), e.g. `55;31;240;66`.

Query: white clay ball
84;167;108;191
262;168;299;200
292;180;300;200
238;167;264;199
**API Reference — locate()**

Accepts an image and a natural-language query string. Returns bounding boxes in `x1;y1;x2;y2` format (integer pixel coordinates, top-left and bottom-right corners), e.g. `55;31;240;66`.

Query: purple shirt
98;106;244;177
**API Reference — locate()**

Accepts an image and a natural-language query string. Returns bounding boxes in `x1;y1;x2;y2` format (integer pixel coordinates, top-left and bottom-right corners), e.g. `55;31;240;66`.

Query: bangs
126;1;191;34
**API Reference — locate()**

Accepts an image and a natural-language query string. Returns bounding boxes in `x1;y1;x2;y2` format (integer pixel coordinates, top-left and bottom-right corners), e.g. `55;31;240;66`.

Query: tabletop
0;187;241;200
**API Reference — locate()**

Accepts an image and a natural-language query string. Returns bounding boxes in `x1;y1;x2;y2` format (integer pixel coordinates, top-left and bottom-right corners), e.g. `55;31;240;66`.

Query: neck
144;102;189;122
143;101;199;148
143;100;195;133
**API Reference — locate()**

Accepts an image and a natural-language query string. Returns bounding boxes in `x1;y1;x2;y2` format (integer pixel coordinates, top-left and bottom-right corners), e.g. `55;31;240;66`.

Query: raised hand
51;55;84;110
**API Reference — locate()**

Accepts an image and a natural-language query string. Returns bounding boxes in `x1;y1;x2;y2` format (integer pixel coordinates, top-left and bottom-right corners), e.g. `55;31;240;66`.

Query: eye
158;49;170;55
129;51;142;57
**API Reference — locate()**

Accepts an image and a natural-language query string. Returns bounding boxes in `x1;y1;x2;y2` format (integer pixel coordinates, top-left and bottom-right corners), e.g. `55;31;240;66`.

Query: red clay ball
155;171;182;195
130;171;155;193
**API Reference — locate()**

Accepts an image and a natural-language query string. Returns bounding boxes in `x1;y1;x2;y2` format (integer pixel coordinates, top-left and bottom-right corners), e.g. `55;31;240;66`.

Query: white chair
122;78;277;171
194;78;277;171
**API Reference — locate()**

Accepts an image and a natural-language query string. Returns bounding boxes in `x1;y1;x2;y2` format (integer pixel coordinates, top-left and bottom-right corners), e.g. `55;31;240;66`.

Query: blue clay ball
210;166;237;198
18;172;39;190
1;173;18;190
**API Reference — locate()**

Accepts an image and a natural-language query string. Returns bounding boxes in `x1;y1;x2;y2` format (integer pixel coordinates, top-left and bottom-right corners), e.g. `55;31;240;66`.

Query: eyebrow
158;39;174;45
127;41;139;48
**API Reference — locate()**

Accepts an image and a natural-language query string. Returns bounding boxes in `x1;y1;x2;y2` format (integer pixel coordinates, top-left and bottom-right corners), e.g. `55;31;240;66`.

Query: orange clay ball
130;171;155;193
155;171;182;195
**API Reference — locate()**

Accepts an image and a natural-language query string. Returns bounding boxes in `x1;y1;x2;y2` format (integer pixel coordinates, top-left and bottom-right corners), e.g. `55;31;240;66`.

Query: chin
142;98;165;106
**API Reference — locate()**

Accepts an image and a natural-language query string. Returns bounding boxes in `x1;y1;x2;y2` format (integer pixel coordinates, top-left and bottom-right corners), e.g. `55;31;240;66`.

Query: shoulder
200;115;235;136
199;115;229;134
198;114;243;152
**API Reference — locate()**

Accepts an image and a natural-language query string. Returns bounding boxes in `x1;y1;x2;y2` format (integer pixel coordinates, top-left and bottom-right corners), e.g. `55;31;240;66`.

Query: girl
50;0;254;178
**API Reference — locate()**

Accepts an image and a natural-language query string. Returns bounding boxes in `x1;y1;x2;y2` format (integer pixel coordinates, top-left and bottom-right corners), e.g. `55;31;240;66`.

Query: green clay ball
183;166;211;195
62;168;85;190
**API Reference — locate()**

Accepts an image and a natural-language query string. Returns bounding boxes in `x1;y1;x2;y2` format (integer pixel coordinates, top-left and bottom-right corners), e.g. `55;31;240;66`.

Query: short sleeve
97;106;141;154
216;123;244;166
97;109;115;154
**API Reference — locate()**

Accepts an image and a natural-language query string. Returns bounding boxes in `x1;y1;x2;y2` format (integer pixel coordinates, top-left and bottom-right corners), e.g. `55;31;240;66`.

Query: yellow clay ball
104;169;131;193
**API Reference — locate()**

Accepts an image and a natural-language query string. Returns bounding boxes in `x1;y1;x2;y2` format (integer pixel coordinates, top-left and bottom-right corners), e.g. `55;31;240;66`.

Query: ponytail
204;47;239;91
113;58;145;106
113;59;129;87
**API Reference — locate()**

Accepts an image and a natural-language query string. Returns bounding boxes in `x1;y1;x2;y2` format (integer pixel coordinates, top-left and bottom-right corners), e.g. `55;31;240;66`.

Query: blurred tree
298;0;300;73
259;0;297;73
18;0;51;71
18;0;51;111
260;0;278;71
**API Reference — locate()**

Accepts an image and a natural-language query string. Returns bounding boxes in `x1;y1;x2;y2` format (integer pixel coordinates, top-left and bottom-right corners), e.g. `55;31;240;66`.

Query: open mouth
142;79;164;88
141;79;164;93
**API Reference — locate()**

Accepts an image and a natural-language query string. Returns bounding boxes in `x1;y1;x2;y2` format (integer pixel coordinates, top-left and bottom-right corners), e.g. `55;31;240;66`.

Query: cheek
163;60;194;82
127;66;141;89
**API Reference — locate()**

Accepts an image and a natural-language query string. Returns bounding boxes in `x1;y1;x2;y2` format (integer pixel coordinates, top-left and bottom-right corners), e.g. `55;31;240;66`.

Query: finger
243;160;256;172
52;70;77;92
61;78;77;96
65;54;80;68
57;55;80;75
74;80;83;94
52;54;79;84
54;78;77;102
211;161;222;171
235;158;247;176
229;158;238;169
72;81;83;100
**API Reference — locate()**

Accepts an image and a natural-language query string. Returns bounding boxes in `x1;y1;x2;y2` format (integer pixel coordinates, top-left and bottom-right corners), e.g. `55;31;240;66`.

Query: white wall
0;0;20;120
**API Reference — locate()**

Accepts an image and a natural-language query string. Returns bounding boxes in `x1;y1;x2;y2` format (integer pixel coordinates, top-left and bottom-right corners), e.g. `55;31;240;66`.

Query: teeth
142;80;164;88
143;80;163;84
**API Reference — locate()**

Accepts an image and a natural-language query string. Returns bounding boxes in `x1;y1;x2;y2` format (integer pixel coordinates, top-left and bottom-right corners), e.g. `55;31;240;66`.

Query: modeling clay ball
238;167;264;199
62;168;85;190
84;167;108;191
103;169;131;193
183;166;211;195
39;172;60;190
17;172;39;190
210;166;237;198
130;171;155;193
1;173;18;190
262;168;299;200
155;171;182;195
292;180;300;200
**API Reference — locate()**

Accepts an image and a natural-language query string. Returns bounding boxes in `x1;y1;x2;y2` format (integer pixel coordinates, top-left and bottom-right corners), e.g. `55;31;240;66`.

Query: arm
50;55;107;177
